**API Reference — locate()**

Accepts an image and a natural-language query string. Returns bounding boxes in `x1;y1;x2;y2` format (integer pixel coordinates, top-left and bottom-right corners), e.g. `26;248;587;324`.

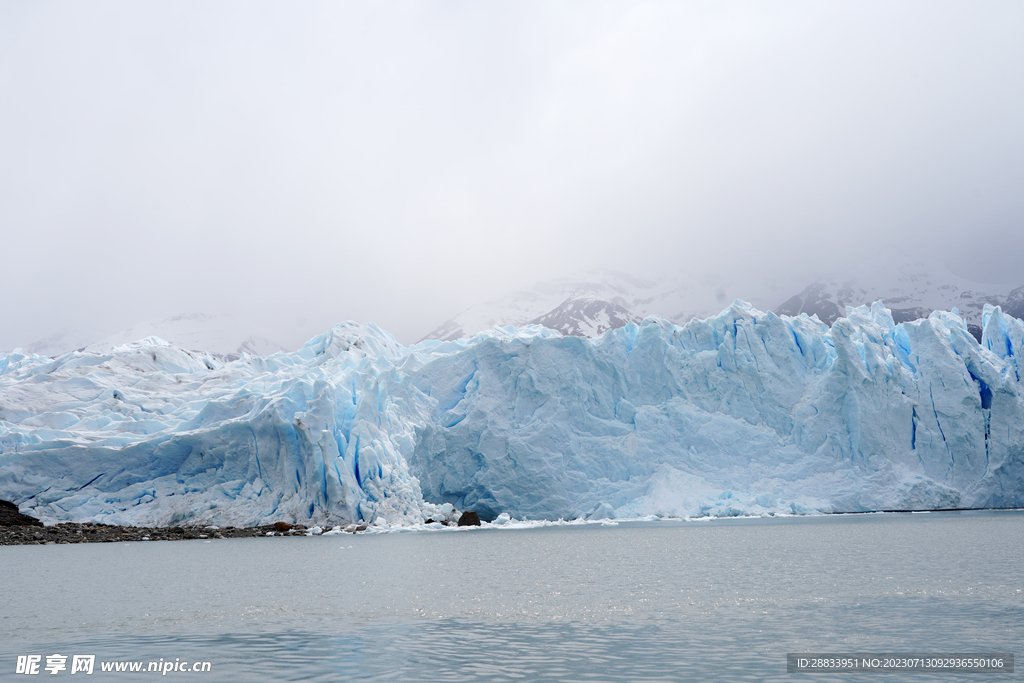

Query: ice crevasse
1;301;1022;526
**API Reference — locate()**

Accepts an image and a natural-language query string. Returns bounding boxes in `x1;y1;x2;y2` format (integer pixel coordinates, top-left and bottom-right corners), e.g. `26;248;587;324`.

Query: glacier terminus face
1;302;1022;527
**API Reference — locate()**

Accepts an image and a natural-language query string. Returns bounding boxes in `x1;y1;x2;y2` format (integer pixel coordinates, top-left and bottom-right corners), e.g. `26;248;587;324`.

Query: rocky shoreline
0;521;372;545
0;498;358;545
0;499;479;546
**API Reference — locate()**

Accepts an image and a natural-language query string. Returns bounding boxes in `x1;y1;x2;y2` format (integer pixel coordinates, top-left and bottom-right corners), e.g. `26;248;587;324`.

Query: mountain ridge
12;259;1021;357
21;313;290;362
422;258;1020;343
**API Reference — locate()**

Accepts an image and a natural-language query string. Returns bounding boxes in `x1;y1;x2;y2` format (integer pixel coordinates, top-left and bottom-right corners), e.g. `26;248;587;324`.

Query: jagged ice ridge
1;302;1022;526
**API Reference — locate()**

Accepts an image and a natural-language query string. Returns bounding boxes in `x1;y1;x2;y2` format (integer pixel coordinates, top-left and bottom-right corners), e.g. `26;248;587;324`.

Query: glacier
1;302;1022;527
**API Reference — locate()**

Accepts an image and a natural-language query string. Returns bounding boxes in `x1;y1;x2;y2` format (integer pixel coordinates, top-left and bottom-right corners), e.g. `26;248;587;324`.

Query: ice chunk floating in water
2;302;1023;526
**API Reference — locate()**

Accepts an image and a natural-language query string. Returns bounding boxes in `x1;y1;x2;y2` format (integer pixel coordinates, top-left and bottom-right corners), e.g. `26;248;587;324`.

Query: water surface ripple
2;511;1021;681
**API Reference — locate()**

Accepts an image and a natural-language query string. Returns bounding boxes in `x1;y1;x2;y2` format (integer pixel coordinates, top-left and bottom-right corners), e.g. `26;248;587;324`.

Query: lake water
2;511;1021;681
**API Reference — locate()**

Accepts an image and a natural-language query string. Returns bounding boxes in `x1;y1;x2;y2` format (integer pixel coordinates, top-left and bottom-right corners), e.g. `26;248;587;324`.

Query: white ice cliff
1;303;1022;526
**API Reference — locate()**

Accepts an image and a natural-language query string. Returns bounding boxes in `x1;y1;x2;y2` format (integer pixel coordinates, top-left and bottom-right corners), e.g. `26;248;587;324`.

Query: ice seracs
408;301;1024;520
0;324;443;527
1;302;1022;527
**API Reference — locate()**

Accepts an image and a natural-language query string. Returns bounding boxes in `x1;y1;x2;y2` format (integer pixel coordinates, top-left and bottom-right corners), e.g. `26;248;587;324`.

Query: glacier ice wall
407;303;1024;519
0;328;442;526
2;303;1022;526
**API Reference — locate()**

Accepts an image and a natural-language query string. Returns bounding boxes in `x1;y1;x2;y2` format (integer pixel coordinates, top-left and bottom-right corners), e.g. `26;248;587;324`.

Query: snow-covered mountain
421;258;1022;343
528;294;639;337
23;325;109;358
420;269;797;341
3;302;1022;527
775;259;1021;341
24;313;290;361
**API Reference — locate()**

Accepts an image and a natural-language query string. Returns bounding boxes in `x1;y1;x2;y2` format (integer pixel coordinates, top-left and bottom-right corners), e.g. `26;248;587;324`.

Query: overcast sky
1;1;1022;350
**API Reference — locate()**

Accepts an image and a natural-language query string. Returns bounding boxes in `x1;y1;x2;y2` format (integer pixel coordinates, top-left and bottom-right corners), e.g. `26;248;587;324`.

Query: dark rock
889;307;931;325
273;521;293;532
458;511;481;527
1002;285;1024;320
0;500;44;527
775;283;845;325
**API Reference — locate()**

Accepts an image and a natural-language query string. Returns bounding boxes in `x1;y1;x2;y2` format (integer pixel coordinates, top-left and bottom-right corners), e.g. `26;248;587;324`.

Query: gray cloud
2;1;1022;350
